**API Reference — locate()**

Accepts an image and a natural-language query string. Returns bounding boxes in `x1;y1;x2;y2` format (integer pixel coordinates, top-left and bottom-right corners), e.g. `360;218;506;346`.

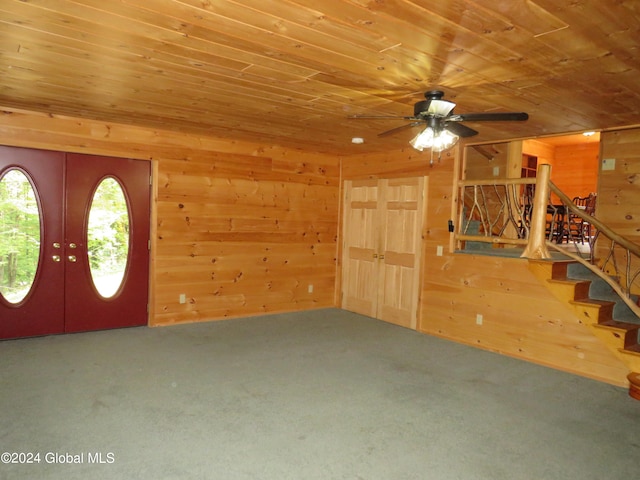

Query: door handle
67;255;77;263
69;243;77;249
52;255;61;262
379;254;385;260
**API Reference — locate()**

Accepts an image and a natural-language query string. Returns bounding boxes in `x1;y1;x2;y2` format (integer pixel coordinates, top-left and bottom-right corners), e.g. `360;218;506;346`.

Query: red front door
0;146;65;338
0;146;151;339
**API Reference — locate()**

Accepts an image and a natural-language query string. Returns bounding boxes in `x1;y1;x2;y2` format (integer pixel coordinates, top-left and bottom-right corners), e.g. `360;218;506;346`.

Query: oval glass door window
0;169;41;304
87;177;130;298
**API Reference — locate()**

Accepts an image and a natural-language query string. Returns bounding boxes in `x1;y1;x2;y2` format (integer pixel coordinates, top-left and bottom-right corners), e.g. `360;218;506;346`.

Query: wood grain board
1;1;640;155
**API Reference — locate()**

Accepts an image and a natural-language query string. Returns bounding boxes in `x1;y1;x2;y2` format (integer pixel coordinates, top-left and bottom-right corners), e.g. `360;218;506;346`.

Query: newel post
521;164;552;259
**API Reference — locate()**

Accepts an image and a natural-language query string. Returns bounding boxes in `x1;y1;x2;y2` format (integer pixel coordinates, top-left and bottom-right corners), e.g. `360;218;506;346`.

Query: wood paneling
523;139;555;166
552;143;599;199
464;142;509;180
2;1;640;155
526;141;600;200
598;128;640;293
599;129;640;244
0;106;340;326
155;154;338;325
421;253;628;386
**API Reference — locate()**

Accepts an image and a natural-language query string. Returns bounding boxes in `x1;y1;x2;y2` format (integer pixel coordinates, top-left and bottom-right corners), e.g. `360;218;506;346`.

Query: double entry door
0;146;151;339
341;177;426;329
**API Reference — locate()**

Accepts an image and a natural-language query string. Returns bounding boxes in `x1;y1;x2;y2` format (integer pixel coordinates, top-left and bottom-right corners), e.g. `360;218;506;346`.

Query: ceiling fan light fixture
409;127;459;152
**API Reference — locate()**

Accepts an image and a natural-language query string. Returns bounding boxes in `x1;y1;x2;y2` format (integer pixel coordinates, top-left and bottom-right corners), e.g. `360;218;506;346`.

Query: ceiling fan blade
444;122;478;138
449;112;529;122
378;121;423;137
348;114;415;120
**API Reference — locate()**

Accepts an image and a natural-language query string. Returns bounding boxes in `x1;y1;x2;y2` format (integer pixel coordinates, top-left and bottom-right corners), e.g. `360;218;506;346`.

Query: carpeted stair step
566;262;640;326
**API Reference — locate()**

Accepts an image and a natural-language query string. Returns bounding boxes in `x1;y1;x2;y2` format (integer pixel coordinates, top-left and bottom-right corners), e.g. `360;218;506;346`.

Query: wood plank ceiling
1;0;639;155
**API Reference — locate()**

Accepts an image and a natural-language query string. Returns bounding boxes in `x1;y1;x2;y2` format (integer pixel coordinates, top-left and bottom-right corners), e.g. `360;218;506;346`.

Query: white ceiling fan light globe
409;127;459;152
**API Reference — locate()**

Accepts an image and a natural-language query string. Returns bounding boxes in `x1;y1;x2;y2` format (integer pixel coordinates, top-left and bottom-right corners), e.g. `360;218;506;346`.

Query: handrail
457;164;640;319
458;178;537;187
547;181;640;313
549;183;640;259
545;241;640;319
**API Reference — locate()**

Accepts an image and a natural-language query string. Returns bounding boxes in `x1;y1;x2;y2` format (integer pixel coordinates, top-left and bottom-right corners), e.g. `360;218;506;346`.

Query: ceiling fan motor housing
414;90;446;117
413;100;431;117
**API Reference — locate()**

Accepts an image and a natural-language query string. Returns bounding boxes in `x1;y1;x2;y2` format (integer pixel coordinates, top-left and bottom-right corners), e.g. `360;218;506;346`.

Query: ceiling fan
349;90;529;152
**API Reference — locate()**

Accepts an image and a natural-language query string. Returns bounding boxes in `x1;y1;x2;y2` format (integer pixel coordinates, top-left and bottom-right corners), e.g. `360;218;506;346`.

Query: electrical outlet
436;245;444;256
476;314;483;325
308;284;313;293
179;294;186;304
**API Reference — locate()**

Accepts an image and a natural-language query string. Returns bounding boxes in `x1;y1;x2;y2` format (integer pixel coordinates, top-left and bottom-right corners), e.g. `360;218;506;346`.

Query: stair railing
457;164;640;318
524;165;640;317
457;177;536;247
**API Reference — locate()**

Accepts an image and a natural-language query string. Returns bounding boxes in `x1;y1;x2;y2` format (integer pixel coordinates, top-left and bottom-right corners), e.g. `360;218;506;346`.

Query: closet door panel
341;180;379;317
377;177;425;329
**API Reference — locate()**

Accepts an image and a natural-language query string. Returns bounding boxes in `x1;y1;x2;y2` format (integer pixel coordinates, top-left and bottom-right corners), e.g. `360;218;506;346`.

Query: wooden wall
0;107;340;326
599;129;640;243
463;142;509;179
523;139;555;165
550;143;599;200
523;139;599;200
342;140;629;386
598;128;640;293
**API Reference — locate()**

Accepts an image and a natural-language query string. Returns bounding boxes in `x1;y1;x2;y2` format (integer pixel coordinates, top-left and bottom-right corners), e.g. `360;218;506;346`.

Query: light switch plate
602;158;616;171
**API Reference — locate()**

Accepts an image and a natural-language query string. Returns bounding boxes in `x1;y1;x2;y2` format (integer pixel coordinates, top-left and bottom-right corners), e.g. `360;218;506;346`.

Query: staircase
528;258;640;400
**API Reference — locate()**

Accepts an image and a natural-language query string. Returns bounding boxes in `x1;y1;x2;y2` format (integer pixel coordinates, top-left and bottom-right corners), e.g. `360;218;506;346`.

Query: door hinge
148;239;151;250
149;174;153;186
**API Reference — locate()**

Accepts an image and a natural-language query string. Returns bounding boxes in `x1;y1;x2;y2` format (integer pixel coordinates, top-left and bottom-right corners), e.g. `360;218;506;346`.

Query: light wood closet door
341;179;380;318
342;177;426;329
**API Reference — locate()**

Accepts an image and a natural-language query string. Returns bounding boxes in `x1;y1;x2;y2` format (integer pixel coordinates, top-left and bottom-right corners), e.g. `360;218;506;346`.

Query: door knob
52;255;61;262
53;242;61;249
69;243;77;249
67;255;77;262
